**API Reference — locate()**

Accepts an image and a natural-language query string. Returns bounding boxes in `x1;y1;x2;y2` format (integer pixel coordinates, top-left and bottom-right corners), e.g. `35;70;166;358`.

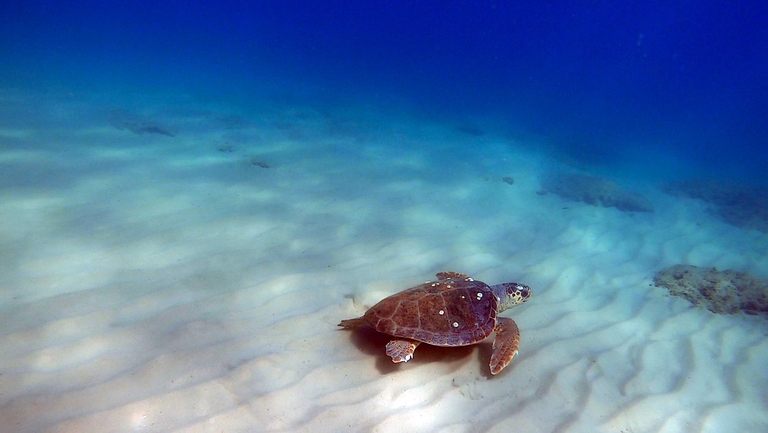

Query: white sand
1;91;767;433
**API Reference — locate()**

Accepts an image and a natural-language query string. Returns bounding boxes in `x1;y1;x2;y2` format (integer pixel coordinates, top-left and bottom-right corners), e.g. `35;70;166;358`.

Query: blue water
1;0;766;181
3;3;768;431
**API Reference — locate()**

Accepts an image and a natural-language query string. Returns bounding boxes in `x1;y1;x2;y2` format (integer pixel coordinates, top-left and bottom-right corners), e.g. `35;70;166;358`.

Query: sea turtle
338;271;532;375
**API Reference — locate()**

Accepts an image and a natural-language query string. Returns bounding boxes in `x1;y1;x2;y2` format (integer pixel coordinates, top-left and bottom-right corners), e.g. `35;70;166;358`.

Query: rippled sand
1;94;767;432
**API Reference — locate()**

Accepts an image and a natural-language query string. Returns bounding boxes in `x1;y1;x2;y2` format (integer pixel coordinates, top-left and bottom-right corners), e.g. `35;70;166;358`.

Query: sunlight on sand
1;94;767;432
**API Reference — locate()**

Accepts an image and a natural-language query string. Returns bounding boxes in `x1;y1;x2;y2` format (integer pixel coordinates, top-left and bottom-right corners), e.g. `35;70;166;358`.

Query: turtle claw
385;339;421;363
490;317;521;375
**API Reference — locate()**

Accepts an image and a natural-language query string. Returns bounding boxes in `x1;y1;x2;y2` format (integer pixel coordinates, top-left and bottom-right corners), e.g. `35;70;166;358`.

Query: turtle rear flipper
385;339;421;363
338;317;366;329
489;317;521;375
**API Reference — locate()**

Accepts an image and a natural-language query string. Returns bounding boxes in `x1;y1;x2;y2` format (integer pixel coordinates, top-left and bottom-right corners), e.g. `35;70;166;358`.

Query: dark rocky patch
107;110;177;137
664;179;768;232
502;176;515;186
249;158;271;169
542;173;652;212
123;121;176;137
654;264;768;316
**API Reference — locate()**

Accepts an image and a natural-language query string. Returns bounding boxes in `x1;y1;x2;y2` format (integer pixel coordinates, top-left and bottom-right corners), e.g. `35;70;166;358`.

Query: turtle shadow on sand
345;326;476;375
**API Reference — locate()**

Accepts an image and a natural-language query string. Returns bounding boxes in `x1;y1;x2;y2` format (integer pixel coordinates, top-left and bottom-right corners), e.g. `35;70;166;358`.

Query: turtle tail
338;316;366;329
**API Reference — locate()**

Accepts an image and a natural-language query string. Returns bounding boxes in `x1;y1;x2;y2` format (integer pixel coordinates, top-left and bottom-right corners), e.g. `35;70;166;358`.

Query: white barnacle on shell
452;322;459;328
447;285;452;288
431;283;436;287
404;353;413;362
465;277;474;281
476;292;483;300
438;310;445;315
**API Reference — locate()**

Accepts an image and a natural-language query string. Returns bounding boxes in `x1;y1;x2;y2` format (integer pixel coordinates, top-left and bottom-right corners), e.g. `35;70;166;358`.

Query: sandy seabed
1;92;767;433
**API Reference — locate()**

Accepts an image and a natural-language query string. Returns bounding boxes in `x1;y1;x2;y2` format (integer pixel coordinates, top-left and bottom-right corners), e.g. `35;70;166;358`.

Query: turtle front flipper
490;317;521;375
385;339;421;363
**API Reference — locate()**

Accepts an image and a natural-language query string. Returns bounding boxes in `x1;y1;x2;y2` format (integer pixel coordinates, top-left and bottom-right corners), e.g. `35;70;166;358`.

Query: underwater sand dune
1;96;767;432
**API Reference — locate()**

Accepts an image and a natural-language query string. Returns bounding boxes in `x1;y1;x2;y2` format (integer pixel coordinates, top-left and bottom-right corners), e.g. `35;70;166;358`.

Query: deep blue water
2;0;767;183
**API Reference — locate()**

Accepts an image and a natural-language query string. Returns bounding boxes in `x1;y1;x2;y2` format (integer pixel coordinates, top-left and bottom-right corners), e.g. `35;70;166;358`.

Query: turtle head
493;282;532;313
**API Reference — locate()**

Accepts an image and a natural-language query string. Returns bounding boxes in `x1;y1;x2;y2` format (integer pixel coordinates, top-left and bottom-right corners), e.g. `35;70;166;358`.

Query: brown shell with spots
360;272;498;346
